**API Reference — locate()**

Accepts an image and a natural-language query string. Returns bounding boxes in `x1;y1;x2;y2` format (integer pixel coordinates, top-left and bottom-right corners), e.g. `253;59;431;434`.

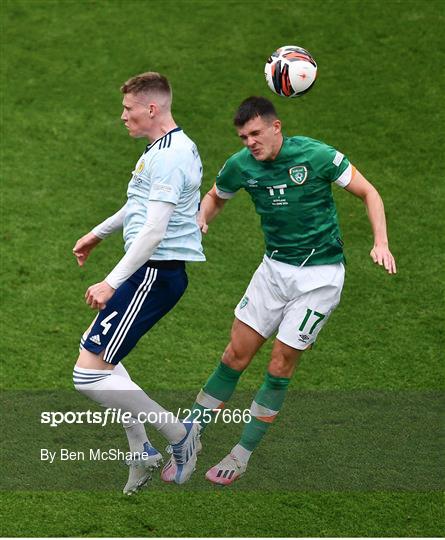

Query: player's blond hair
121;72;172;108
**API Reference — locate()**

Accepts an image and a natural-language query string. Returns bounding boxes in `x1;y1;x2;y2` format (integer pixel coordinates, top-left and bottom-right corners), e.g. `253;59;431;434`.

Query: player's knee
73;371;83;393
221;342;251;371
73;362;86;393
72;369;104;396
73;349;111;392
73;349;114;395
268;357;290;377
268;346;303;378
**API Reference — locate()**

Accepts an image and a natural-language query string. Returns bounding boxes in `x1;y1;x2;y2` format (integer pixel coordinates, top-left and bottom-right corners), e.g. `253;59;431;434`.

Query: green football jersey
216;136;351;266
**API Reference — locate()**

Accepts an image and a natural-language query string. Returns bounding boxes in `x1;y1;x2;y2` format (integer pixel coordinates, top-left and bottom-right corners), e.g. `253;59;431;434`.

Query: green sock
240;372;290;452
191;361;243;430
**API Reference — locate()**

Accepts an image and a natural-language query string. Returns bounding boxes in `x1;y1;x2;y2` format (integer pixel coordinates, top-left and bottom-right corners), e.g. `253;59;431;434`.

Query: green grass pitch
1;0;444;536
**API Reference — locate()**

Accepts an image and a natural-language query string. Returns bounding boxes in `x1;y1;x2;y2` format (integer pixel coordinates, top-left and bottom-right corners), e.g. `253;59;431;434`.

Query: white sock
112;363;153;453
73;366;185;444
231;443;252;464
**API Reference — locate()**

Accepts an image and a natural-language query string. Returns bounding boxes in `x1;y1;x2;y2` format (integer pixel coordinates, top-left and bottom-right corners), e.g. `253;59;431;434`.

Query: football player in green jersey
161;96;396;486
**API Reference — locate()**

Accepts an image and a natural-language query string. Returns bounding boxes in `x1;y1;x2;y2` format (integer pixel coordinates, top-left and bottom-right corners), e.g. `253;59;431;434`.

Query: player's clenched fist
85;281;115;310
73;232;102;266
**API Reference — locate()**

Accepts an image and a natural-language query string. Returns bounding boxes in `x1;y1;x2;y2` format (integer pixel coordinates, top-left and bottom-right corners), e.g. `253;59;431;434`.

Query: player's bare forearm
363;188;388;246
201;190;225;222
198;185;227;233
363;189;397;274
345;169;397;274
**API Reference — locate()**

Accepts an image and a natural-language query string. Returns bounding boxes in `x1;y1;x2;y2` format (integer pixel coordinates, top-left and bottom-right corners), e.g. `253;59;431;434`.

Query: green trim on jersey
216;136;350;267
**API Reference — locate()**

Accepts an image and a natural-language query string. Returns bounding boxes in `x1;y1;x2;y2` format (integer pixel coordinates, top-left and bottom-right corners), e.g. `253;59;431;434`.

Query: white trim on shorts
103;267;158;363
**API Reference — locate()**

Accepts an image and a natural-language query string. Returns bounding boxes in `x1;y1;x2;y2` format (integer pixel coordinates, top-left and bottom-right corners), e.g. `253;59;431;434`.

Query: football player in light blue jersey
123;125;205;261
72;72;203;493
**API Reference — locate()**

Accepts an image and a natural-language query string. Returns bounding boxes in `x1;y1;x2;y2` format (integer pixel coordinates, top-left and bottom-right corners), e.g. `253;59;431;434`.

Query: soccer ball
264;45;317;98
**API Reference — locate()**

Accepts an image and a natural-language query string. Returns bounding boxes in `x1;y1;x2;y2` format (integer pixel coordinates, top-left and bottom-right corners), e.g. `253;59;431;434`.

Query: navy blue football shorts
80;261;187;365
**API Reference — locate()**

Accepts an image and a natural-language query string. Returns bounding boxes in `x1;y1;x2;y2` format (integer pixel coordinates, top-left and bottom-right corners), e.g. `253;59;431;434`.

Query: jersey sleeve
313;141;352;187
147;149;186;205
215;155;243;198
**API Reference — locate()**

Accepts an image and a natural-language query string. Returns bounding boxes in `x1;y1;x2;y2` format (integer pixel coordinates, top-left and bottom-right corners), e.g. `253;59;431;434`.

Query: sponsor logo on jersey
239;296;249;309
152;183;173;194
246;178;258;187
266;184;289;206
266;184;287;195
289;165;308;185
333;151;344;166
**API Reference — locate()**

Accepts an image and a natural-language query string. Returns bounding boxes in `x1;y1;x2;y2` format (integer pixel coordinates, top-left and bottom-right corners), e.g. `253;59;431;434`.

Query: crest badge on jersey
289;165;308;185
131;160;145;185
136;160;145;174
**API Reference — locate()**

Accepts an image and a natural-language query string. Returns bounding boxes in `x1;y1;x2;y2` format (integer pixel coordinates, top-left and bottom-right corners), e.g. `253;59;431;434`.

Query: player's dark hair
121;72;171;98
234;96;278;126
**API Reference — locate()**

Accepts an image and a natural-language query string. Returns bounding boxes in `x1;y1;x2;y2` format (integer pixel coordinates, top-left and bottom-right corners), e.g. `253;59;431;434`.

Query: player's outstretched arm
72;204;127;267
198;184;228;234
345;169;397;274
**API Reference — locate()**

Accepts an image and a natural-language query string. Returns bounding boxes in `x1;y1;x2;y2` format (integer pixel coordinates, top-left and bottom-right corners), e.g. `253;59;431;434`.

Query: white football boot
161;436;202;483
205;453;247;486
160;421;200;484
123;442;163;495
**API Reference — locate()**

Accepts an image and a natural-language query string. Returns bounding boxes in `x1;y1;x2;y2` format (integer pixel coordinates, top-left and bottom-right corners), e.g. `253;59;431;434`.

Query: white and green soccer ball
264;45;317;98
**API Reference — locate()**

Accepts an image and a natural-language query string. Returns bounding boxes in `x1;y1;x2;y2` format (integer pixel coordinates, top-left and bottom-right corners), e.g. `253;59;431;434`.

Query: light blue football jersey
124;127;205;261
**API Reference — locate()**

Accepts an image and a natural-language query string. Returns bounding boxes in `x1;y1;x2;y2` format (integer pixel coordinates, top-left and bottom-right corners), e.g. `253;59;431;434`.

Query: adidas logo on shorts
89;334;102;346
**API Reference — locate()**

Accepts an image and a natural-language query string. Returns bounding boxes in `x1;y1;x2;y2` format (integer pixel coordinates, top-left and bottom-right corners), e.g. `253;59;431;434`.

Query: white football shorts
234;255;345;350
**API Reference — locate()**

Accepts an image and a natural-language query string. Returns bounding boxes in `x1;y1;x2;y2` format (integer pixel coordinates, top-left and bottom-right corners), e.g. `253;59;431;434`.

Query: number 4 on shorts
299;308;325;334
100;311;118;335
